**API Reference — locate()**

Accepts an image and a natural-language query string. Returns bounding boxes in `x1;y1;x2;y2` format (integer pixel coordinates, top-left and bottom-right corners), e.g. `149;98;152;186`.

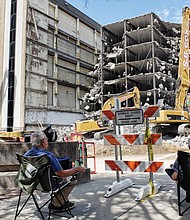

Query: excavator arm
175;6;190;111
74;86;141;136
151;6;190;135
101;86;140;111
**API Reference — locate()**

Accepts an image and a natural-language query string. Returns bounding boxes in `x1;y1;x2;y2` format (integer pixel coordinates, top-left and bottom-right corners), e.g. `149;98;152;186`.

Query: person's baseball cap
31;130;47;146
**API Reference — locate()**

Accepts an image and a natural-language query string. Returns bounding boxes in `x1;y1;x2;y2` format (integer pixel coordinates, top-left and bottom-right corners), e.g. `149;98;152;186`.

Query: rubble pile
164;135;190;149
54;125;73;141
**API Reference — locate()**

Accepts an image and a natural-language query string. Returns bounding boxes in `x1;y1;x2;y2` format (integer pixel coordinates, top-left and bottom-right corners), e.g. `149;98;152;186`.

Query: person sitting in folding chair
165;138;190;205
165;138;190;181
24;130;85;211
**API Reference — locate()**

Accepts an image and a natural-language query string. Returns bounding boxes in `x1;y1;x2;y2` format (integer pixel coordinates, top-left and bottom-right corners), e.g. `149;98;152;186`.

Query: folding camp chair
14;153;76;220
177;150;190;216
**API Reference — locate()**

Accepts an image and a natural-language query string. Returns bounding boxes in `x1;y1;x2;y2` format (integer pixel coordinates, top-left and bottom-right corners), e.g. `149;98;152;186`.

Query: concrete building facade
0;0;101;132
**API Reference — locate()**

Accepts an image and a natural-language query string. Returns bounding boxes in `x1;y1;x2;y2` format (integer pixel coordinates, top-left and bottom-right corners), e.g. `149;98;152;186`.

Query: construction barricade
103;104;164;201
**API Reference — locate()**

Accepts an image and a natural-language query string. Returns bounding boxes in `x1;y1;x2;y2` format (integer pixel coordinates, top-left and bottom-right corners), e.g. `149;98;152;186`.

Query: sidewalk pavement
0;153;190;219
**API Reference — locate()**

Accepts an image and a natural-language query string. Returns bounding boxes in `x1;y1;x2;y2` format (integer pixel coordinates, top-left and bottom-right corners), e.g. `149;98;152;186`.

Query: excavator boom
151;6;190;136
175;6;190;111
74;87;140;137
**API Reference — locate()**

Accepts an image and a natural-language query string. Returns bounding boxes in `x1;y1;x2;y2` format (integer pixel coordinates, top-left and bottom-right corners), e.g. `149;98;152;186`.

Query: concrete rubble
165;135;190;148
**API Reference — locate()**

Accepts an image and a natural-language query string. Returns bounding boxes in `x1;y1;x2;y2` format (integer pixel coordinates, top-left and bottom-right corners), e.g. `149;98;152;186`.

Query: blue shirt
24;147;63;172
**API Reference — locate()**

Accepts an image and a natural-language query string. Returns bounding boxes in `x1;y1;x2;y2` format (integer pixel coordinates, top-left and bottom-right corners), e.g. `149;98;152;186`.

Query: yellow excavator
74;86;141;139
151;6;190;136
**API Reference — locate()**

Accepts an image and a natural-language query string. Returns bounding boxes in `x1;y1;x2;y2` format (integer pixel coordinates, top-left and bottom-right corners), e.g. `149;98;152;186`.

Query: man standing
24;130;85;211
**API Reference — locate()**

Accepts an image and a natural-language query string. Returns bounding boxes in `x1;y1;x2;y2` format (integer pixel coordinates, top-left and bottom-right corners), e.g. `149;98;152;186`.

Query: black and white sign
115;109;144;125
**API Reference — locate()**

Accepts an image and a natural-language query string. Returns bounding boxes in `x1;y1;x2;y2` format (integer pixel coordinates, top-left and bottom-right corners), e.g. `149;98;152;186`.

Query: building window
48;2;57;27
47;29;54;48
48;2;56;18
47;55;54;78
47;81;54;106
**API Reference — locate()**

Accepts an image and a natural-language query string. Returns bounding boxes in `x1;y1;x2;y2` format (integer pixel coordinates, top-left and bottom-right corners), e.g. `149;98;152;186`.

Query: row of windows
26;2;99;110
7;0;17;130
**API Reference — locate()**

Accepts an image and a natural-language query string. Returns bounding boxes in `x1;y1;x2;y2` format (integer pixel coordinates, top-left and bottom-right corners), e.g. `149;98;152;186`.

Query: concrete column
151;13;156;105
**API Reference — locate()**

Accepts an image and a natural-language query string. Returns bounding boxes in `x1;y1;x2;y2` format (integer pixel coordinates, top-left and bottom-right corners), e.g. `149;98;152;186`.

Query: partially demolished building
0;0;100;132
0;0;182;134
83;12;181;116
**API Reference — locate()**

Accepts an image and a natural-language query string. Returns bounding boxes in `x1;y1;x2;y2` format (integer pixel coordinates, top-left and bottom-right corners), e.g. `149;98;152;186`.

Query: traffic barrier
105;160;164;173
104;158;164;200
103;133;162;146
103;105;163;200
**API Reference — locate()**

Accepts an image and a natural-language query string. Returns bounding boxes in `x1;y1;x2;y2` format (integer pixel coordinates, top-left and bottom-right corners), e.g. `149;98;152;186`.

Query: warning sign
115;109;144;125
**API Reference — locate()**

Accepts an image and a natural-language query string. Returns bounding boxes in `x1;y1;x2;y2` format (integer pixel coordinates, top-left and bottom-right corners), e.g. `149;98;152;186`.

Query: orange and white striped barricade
103;106;163;199
101;109;116;122
144;105;159;118
103;133;162;146
104;160;164;199
105;160;164;173
103;132;163;199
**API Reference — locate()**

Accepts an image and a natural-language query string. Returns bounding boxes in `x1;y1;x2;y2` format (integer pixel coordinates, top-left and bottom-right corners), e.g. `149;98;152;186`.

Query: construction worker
24;130;85;211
